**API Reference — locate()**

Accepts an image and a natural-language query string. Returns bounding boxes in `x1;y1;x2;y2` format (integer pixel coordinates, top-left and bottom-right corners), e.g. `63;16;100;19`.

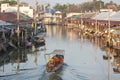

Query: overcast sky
20;0;120;8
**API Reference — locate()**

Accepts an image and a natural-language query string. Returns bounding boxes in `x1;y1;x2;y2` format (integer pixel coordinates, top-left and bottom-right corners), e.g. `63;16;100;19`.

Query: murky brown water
0;25;120;80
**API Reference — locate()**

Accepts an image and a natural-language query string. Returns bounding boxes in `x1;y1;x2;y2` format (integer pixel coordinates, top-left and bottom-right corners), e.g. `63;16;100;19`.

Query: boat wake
60;63;90;80
0;63;89;80
39;63;89;80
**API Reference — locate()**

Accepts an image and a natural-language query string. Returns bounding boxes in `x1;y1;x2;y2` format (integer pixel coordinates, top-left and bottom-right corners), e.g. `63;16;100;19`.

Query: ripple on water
60;64;90;80
0;63;90;80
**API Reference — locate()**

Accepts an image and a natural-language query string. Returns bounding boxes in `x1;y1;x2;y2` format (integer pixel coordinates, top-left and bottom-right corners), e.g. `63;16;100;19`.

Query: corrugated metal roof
46;9;57;14
109;11;120;21
92;11;116;20
81;12;96;18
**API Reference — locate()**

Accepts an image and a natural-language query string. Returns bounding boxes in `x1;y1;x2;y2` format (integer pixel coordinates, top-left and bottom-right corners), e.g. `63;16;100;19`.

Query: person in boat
46;55;64;72
53;55;63;66
48;58;55;67
47;58;55;71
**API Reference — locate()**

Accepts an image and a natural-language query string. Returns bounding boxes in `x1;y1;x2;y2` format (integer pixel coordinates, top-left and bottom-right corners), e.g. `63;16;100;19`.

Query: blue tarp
45;9;57;14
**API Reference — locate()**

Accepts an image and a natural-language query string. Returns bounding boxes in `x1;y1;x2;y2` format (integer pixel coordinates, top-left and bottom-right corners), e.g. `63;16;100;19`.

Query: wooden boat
34;36;45;44
25;41;32;48
46;49;65;73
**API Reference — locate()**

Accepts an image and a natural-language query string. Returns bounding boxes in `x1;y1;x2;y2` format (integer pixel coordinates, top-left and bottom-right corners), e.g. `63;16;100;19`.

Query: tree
118;5;120;10
0;0;17;5
80;1;104;12
53;0;119;17
53;3;68;18
104;1;117;8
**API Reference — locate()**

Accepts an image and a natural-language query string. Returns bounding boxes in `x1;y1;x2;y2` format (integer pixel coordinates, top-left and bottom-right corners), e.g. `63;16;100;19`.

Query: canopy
45;49;65;55
72;15;81;19
92;12;116;20
109;11;120;21
0;20;12;26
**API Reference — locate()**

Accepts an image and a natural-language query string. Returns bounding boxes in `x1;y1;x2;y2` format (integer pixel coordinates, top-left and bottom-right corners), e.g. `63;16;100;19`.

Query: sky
20;0;120;8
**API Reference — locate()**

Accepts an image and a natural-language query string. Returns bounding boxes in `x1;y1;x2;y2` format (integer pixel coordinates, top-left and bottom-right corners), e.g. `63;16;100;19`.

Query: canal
0;25;120;80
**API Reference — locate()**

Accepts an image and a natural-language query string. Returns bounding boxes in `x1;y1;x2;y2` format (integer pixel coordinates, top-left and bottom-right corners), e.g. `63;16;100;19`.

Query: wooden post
17;0;20;47
34;0;37;35
108;9;111;80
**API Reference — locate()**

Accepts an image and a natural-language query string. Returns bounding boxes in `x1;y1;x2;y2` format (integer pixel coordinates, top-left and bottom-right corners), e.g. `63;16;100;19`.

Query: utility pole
43;3;46;13
17;0;20;47
99;0;102;12
108;9;111;80
34;0;37;35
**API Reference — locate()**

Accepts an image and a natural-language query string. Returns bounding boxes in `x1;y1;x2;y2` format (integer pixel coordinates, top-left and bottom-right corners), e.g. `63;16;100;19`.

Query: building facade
1;3;33;18
39;10;62;25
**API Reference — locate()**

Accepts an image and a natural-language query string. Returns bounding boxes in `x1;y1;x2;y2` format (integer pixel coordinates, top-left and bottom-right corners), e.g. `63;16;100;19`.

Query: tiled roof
0;12;33;24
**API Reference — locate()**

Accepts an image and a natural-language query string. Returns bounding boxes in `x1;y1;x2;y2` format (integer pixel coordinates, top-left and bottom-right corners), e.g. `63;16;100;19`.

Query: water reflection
102;46;120;74
0;36;46;76
70;26;120;80
39;70;63;80
46;25;79;41
1;25;120;80
76;25;120;76
48;74;62;80
112;49;120;73
39;64;66;80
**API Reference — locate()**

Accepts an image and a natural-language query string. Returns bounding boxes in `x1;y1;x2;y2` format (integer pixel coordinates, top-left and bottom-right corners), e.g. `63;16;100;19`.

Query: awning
0;20;12;26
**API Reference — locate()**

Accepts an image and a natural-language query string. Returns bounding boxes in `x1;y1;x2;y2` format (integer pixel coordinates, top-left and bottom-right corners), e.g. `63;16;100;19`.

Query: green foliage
53;1;105;17
53;3;68;18
78;1;104;12
53;0;120;17
117;5;120;10
0;0;17;5
40;3;51;11
53;1;104;14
